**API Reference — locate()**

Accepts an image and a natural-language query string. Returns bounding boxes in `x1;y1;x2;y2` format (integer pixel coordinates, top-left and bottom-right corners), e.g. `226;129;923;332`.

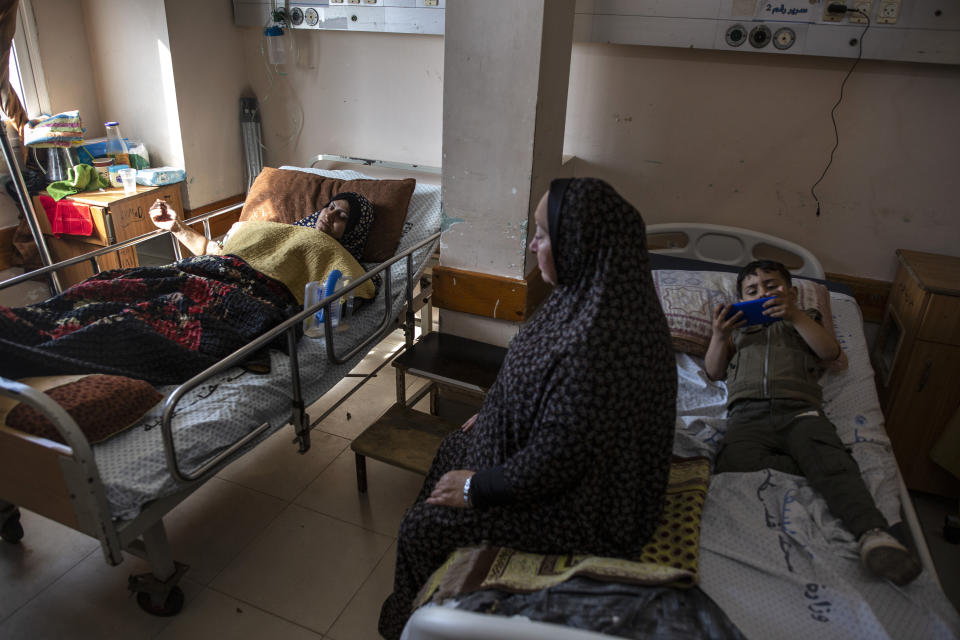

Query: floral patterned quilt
0;255;300;385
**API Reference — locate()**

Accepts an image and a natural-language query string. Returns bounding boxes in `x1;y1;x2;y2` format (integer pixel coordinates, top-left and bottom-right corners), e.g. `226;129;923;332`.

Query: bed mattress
91;169;441;521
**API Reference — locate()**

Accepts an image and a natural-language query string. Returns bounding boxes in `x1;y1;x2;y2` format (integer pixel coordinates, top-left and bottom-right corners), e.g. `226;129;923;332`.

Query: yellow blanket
415;457;710;607
222;221;376;305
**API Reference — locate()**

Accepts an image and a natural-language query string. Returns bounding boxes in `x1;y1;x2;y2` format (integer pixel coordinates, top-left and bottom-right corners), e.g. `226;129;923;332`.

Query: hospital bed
404;223;960;640
0;158;442;615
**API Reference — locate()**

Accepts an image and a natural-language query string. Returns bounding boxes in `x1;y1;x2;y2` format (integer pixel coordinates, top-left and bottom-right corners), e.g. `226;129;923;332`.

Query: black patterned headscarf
292;191;374;262
329;192;373;262
466;178;678;557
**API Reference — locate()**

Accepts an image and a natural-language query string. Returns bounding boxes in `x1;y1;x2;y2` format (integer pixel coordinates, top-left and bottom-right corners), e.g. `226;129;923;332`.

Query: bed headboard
646;223;825;280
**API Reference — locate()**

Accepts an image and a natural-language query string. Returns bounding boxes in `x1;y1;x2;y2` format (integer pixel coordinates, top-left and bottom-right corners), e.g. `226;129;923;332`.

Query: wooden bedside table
32;183;183;288
871;249;960;497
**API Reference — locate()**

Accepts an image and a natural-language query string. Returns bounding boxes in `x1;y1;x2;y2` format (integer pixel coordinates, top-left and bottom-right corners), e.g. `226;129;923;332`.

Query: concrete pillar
439;0;575;345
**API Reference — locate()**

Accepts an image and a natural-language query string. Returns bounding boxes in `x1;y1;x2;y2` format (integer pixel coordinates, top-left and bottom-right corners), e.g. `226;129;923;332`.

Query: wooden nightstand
872;249;960;497
32;183;183;289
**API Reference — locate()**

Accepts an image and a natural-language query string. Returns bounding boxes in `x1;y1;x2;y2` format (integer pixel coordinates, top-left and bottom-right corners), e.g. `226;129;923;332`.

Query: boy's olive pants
714;398;887;538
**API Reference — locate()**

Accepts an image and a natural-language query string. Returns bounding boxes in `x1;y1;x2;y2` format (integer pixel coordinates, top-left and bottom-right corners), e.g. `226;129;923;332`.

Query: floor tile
217;427;350;502
327;541;397;640
0;550;202;640
0;268;49;307
308;369;429;441
211;503;393;634
295;449;424;537
156;587;323;640
0;510;100;622
120;477;288;586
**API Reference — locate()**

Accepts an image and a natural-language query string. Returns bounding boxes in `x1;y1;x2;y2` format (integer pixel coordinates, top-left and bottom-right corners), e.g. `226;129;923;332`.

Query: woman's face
316;199;350;239
529;191;557;285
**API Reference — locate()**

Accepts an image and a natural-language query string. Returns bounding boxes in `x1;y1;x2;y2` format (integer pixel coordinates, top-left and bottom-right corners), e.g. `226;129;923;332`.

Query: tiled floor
1;272;958;639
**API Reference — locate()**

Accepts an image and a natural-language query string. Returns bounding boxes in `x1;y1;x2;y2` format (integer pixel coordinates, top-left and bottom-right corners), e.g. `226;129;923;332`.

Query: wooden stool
350;332;507;492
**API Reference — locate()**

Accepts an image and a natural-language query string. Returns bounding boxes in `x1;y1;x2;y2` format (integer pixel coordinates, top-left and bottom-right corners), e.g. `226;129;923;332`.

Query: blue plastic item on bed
303;270;343;337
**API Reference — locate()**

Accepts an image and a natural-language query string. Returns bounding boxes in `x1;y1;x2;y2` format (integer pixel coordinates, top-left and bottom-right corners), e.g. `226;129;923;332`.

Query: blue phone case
727;296;780;326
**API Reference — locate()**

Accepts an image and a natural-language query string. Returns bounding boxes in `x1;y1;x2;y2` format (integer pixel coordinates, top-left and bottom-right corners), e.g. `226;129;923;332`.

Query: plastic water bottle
303;270;344;338
104;122;130;167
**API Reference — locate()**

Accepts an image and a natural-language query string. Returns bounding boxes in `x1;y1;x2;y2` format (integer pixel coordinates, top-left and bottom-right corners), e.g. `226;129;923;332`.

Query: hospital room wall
236;29;444;171
562;43;960;282
80;1;185;185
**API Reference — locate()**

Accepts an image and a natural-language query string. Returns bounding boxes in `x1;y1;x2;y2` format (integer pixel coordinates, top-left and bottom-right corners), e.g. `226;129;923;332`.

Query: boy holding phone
705;260;921;586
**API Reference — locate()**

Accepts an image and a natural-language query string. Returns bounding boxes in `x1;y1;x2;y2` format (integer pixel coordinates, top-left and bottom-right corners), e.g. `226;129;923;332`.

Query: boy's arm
791;311;842;361
763;293;841;361
705;303;743;380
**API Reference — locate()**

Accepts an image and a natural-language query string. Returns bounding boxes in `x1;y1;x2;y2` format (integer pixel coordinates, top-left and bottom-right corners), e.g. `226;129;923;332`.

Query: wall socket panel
848;0;873;24
877;0;901;23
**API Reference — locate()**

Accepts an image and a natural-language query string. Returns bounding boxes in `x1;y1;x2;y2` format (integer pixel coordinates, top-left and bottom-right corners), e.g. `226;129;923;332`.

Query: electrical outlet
347;0;360;4
424;0;439;6
848;0;872;24
823;1;846;22
877;0;901;23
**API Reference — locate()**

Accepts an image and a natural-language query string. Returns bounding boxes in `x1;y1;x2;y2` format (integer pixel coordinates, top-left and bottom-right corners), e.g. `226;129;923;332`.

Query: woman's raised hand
460;413;479;433
426;470;475;508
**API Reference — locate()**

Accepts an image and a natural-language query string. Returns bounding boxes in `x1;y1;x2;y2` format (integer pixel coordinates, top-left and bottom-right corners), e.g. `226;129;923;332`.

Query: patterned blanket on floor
0;255;300;385
415;457;710;607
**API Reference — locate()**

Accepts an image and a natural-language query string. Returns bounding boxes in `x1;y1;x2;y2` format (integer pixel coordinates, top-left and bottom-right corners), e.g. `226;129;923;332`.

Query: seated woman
0;194;376;385
378;178;678;639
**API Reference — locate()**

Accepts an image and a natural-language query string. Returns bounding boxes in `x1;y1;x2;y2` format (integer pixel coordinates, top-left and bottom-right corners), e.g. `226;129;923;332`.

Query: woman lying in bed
0;194;376;386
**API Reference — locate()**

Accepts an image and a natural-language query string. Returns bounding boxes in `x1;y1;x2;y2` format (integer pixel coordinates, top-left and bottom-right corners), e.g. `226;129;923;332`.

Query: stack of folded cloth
23;110;85;148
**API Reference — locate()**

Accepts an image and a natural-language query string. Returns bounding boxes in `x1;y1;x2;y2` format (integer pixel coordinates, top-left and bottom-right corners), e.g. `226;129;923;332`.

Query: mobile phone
726;296;780;326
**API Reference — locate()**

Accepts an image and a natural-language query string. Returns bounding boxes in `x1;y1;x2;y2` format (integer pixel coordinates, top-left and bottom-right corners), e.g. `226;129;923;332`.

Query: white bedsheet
674;292;960;639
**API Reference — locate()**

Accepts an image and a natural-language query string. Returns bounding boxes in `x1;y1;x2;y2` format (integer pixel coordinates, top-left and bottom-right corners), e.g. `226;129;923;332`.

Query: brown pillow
2;374;162;446
239;167;416;262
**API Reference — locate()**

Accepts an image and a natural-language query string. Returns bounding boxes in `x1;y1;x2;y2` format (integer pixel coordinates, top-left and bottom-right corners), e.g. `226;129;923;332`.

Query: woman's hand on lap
426;470;475;508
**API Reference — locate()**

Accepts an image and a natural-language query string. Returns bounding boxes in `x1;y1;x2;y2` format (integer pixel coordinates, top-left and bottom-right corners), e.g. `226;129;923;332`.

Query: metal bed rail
159;230;441;483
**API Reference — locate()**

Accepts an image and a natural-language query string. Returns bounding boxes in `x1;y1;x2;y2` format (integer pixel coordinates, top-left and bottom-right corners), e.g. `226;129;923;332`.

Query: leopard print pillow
4;374;162;445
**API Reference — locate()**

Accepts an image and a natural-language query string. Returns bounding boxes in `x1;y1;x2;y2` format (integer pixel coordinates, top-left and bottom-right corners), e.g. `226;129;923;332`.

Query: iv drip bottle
104;121;130;167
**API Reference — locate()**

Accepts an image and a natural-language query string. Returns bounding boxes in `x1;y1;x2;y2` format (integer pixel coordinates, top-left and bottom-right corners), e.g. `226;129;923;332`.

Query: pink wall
564;43;960;280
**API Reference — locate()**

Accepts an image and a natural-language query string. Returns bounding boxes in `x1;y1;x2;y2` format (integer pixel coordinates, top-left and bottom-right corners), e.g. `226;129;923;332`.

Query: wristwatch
463;475;472;507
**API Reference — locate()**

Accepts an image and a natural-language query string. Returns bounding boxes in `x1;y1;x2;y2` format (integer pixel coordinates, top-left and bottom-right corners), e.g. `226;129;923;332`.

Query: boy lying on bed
0;195;375;385
704;260;922;586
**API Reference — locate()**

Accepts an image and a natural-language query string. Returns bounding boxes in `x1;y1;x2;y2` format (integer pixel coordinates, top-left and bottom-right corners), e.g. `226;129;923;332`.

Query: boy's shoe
858;529;922;586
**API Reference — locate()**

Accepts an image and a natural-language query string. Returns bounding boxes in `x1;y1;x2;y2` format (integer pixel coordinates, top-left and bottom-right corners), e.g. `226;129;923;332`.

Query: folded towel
24;110;85;148
38;194;93;237
46;163;109;201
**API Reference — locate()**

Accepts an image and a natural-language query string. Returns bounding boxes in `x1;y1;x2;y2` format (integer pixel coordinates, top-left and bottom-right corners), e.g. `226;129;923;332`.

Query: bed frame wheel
128;560;189;617
135;586;184;617
0;506;23;544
